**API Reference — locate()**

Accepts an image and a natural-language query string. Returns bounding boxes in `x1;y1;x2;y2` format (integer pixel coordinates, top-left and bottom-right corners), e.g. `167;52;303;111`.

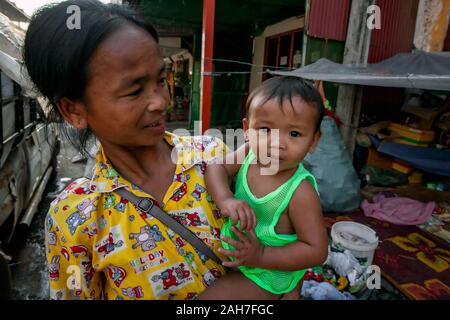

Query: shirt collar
86;131;208;194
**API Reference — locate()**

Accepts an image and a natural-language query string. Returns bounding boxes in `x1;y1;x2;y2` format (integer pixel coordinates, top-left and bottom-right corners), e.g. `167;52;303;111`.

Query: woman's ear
57;97;88;129
309;130;321;154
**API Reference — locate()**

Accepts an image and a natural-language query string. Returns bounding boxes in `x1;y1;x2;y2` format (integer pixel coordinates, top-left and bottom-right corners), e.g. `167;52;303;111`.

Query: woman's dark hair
246;76;325;131
23;0;158;155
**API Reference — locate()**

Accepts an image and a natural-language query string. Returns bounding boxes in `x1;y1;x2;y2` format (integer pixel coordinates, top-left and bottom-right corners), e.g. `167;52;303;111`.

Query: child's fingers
248;229;258;240
220;235;244;250
222;260;242;268
237;208;248;230
229;210;239;226
230;226;249;244
218;247;240;258
247;208;257;230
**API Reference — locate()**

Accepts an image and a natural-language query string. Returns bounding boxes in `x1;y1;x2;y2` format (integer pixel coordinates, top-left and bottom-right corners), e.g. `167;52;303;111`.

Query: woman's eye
290;131;301;138
259;127;271;133
127;88;143;97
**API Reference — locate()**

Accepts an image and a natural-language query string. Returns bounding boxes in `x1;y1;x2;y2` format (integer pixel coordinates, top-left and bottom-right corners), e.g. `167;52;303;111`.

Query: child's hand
219;226;264;268
218;198;256;231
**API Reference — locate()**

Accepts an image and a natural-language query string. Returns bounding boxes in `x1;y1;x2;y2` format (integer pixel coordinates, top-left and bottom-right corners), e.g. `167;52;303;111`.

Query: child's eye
259;127;271;133
290;131;301;138
126;87;143;97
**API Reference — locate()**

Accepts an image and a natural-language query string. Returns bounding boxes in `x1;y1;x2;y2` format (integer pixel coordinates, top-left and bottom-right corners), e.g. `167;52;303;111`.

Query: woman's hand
218;198;256;231
219;226;265;268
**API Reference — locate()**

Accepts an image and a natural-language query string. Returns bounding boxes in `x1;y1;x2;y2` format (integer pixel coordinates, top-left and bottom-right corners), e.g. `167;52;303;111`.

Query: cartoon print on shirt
107;265;127;287
50;288;66;300
96;233;123;257
70;245;88;257
97;215;107;230
195;248;209;265
48;255;60;281
191;183;206;201
81;260;95;290
61;247;70;261
149;262;194;298
95;225;125;259
114;197;128;213
121;286;144;299
66;212;87;235
47;231;57;247
77;197;99;219
202;268;222;288
195;161;207;177
50;180;77;208
81;221;99;239
171;182;187;202
185;292;198;300
72;184;92;195
129;225;165;252
46;214;53;230
104;167;119;180
104;193;117;209
65;196;99;235
168;207;208;228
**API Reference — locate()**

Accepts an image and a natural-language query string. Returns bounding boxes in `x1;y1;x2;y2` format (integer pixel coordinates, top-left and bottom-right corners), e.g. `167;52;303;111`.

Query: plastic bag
304;116;361;212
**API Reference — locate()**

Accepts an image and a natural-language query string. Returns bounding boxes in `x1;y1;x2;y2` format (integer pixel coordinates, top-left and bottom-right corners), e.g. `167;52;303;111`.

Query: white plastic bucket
330;221;379;267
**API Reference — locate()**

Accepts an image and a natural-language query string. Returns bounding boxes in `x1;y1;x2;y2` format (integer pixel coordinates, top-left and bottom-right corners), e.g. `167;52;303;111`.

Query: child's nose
277;138;287;150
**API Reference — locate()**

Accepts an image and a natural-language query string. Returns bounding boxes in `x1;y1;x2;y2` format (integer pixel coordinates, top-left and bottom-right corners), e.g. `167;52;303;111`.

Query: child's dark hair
246;76;325;131
23;0;158;155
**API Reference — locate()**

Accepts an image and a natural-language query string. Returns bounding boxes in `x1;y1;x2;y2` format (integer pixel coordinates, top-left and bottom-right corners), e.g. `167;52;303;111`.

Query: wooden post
335;0;376;158
200;0;215;133
414;0;450;52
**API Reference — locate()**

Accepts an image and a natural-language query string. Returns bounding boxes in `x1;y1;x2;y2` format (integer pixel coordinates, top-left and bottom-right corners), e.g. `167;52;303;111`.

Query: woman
24;0;227;300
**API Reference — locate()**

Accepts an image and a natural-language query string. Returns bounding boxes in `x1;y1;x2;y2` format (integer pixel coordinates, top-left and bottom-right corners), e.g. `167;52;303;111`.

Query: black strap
115;187;223;265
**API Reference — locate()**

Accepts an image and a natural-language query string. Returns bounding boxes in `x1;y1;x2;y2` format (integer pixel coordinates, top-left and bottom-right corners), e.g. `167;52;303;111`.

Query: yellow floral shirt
45;132;228;300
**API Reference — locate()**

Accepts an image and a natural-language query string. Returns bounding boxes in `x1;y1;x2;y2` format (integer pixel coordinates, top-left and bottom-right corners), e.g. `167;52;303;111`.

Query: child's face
75;26;170;148
243;96;320;173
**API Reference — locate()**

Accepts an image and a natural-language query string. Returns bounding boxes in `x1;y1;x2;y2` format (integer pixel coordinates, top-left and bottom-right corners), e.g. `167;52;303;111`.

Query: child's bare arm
220;180;328;270
206;144;256;230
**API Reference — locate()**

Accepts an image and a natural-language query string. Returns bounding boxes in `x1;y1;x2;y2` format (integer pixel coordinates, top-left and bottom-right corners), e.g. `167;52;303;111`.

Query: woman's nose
145;89;169;113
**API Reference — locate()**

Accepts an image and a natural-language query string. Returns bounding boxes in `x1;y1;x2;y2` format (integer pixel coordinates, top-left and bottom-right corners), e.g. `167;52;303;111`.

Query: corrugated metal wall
308;0;351;41
368;0;419;63
363;0;420;121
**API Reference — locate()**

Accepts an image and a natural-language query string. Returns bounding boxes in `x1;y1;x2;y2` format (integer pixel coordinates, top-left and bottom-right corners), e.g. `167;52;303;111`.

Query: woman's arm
205;143;256;230
220;180;328;270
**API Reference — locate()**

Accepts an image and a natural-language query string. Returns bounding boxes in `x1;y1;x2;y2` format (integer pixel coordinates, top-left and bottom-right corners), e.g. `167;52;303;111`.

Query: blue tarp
369;135;450;177
272;51;450;91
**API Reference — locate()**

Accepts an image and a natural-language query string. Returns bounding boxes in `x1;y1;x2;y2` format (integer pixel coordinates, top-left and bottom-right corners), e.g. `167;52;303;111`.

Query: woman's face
82;25;170;148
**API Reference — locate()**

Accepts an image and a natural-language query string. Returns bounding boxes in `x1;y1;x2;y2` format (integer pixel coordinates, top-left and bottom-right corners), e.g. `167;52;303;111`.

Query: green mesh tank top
221;149;319;294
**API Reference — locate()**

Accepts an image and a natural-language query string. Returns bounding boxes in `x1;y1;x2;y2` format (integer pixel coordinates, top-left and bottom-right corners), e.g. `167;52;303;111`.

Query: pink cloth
361;194;436;226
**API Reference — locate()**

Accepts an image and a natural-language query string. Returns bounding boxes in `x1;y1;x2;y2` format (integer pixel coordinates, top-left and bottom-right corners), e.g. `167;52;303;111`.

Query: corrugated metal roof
308;0;351;41
368;0;419;63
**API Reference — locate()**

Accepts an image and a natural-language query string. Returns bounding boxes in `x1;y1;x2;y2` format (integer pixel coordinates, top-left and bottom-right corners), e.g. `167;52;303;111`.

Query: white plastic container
330;221;379;268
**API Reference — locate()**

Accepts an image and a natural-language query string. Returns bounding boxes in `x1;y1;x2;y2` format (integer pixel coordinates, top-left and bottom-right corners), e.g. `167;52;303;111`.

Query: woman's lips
143;118;166;132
